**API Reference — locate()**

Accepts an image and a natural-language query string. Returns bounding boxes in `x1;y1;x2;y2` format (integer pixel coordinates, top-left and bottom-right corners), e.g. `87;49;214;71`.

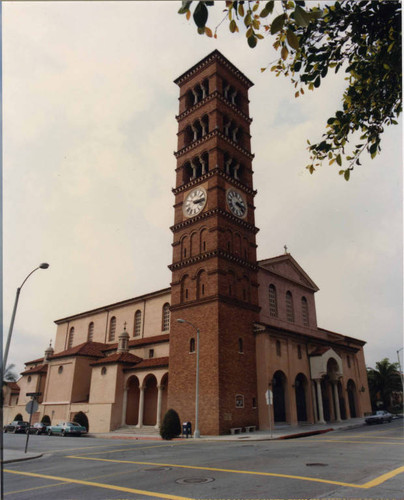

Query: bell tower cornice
172;166;257;196
174;128;254;160
176;90;253;124
169;207;260;234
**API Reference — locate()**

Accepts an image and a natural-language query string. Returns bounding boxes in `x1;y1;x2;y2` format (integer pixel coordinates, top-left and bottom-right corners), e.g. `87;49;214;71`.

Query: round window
101;367;107;375
27;376;32;383
58;366;63;374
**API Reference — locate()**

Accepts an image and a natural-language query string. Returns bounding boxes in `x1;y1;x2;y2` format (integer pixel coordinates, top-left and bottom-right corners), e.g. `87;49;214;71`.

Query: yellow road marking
5;468;137;496
39;442;136;454
4;469;193;500
5;481;67;496
334;434;404;440
302;438;402;445
79;441;187;456
65;456;404;489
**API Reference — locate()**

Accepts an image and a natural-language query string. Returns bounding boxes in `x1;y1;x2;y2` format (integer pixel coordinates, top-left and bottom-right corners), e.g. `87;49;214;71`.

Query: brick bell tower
168;50;260;435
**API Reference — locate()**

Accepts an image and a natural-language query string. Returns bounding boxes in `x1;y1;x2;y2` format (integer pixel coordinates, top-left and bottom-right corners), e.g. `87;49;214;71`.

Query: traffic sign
25;399;39;415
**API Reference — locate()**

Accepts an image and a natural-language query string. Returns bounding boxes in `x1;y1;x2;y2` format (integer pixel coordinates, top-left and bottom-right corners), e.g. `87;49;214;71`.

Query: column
315;378;325;424
200;156;207;175
155;385;164;430
136;385;145;428
311;381;318;423
332;382;342;422
190;160;197;180
121;388;128;427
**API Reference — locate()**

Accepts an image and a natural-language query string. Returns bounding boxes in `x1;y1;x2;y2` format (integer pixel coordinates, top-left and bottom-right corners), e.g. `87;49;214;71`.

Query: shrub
160;409;181;440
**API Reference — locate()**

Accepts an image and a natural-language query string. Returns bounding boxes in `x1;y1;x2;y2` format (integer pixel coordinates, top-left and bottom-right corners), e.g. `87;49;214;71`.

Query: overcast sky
2;1;402;377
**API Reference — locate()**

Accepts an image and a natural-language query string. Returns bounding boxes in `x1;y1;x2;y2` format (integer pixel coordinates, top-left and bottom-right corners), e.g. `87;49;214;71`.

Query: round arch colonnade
267;352;361;427
122;371;168;429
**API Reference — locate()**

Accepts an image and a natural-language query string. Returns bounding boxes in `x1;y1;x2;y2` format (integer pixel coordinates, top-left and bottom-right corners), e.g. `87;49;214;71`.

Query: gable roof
258;253;319;291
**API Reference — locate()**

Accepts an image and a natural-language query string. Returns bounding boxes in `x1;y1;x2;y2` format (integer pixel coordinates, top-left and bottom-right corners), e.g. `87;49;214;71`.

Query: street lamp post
2;263;50;374
177;318;200;438
397;347;404;391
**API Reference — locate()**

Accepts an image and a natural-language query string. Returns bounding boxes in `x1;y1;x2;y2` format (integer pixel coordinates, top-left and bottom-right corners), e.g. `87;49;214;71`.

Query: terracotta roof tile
25;357;45;365
50;341;107;360
102;334;170;352
21;364;48;375
4;382;20;392
91;352;143;366
124;356;169;371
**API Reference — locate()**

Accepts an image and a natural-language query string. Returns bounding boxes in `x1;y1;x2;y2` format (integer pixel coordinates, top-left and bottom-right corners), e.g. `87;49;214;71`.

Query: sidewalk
2;418;366;464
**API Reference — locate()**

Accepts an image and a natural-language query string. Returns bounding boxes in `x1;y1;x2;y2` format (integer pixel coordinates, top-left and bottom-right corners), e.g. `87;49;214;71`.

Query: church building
4;51;371;435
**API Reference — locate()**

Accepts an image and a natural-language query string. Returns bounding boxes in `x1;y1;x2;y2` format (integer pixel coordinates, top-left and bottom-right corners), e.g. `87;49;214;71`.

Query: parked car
46;422;87;437
365;410;393;424
4;421;30;433
27;422;48;435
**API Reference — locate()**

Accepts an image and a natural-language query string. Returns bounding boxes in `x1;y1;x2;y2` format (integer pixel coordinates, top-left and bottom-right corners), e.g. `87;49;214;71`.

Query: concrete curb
2;453;43;465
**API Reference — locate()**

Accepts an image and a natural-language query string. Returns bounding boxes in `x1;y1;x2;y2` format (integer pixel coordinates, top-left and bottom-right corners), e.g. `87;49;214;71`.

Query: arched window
190;338;195;353
134;310;142;337
68;327;74;349
276;340;281;356
269;285;278;317
88;322;94;342
238;338;244;353
297;344;302;359
301;297;309;326
286;291;295;322
109;317;116;341
162;303;170;331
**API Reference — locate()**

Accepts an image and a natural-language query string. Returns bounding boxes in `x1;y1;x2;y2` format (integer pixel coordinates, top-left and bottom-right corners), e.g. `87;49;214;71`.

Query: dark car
4;421;30;433
27;422;48;435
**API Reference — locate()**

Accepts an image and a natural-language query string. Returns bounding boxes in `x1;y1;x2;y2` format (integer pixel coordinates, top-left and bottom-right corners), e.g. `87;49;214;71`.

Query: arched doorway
143;375;158;426
73;411;89;431
126;376;140;425
295;373;308;422
347;379;357;418
272;371;287;422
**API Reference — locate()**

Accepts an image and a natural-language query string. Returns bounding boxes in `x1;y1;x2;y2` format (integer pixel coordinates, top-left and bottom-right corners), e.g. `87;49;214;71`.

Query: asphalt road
2;420;403;499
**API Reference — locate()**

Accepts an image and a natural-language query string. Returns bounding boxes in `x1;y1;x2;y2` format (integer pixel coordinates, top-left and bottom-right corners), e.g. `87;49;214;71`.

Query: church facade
4;51;371;435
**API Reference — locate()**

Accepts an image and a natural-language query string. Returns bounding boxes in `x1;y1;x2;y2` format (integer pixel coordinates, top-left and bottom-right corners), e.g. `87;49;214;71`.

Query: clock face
226;189;247;218
183;187;207;218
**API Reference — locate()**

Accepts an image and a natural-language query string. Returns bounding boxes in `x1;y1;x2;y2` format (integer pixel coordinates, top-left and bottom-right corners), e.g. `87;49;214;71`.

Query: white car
365;410;393;424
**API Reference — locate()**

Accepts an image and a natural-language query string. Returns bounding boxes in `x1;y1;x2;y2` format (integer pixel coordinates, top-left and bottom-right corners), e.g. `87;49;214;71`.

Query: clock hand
193;198;205;204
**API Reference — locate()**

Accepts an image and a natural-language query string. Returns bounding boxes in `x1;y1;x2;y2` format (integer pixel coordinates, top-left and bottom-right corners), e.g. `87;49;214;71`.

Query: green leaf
336;154;342;166
270;14;286;35
230;19;237;33
344;169;350;181
265;1;274;14
178;0;192;14
193;1;208;28
294;5;311;27
238;3;244;16
286;29;299;50
248;34;257;48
